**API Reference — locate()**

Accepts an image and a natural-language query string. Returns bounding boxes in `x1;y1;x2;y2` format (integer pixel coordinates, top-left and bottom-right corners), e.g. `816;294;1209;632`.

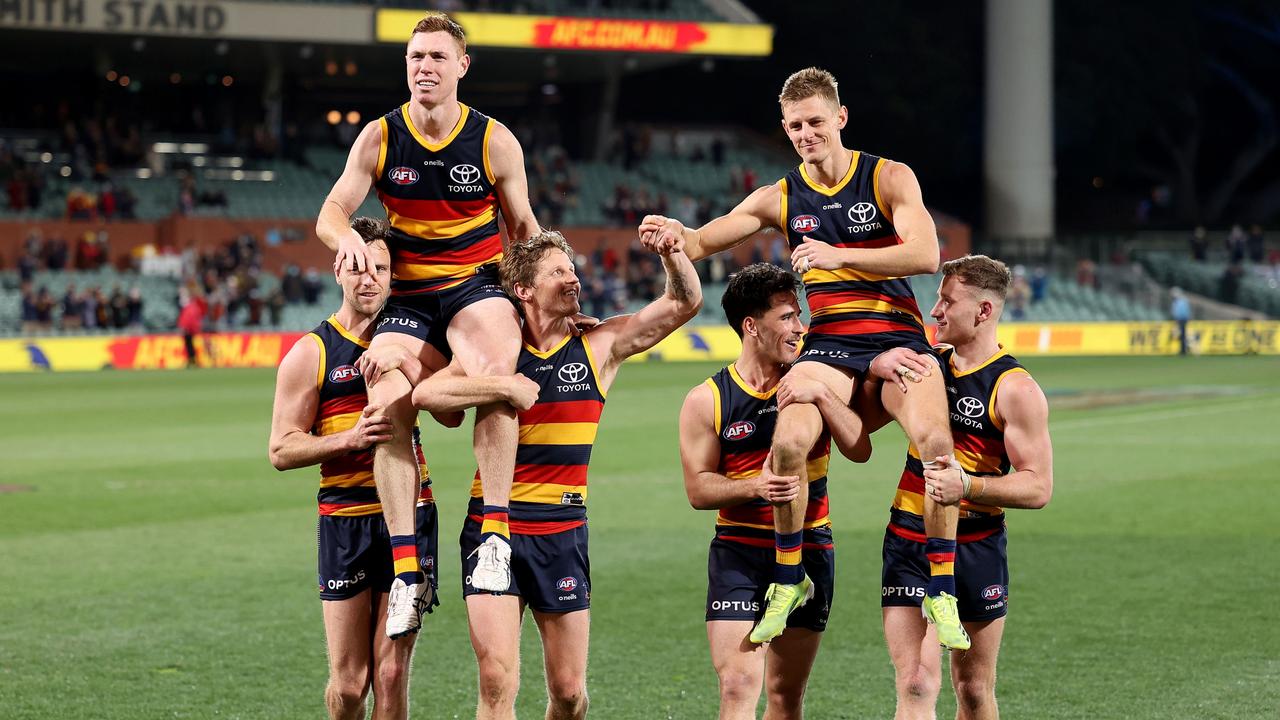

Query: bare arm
639;183;782;261
790;161;940;277
317;120;382;272
411;360;539;414
487;121;541;243
268;337;391;470
588;249;702;386
679;384;799;510
923;373;1053;509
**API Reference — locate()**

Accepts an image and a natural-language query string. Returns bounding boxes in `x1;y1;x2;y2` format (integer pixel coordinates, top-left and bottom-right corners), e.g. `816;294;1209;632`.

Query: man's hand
503;374;541;411
754;450;801;505
870;347;934;393
923;455;965;505
347;403;393;450
776;375;829;411
334;229;372;274
638;215;686;255
356;344;408;387
790;237;843;273
572;312;602;332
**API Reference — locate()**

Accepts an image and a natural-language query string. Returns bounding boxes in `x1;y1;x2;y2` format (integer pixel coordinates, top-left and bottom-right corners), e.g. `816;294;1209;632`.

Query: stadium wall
2;321;1275;372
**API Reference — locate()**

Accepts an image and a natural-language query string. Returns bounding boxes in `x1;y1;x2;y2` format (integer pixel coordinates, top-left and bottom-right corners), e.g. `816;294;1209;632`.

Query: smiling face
519;247;581;318
336;241;391;318
744;291;804;365
406;30;469;106
931;275;997;346
781;95;848;166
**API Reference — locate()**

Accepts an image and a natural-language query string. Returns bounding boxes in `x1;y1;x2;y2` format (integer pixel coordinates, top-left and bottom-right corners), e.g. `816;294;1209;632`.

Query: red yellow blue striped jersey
780;152;926;339
706;364;833;548
469;333;606;535
308;315;433;516
889;345;1028;543
373;102;503;295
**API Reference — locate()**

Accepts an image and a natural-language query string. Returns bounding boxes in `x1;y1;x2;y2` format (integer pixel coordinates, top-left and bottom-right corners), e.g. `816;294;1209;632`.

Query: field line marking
1052;394;1280;431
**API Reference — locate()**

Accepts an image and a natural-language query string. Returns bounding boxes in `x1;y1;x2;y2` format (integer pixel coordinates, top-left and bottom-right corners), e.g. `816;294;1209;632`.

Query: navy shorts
317;502;440;609
881;526;1009;622
459;517;591;614
794;328;935;376
374;266;511;360
705;530;835;633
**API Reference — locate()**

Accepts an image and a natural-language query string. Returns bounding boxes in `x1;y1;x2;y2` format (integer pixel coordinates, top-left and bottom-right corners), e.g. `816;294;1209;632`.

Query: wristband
961;470;972;499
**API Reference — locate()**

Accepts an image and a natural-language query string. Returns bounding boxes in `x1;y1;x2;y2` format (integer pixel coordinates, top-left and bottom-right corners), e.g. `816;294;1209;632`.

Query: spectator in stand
1030;267;1049;303
302;268;323;305
126;287;144;330
1247;224;1265;263
1190;225;1209;262
34;287;55;331
1170;287;1191;356
18;244;38;282
177;286;209;368
281;265;306;304
92;287;112;328
178;176;196;215
1076;258;1098;289
20;282;38;333
61;284;84;330
98;182;117;220
1219;263;1243;305
81;286;99;329
1226;224;1247;264
66;187;97;220
711;136;726;166
109;286;130;329
1008;266;1031;320
115;185;137;219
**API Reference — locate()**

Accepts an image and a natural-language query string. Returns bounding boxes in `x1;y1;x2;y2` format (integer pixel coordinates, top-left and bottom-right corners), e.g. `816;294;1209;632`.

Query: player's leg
949;618;1005;720
761;628;822;720
752;361;853;643
467;594;524;720
884;606;942;720
368;590;419;720
880;369;966;649
367;330;447;638
447;295;522;591
532;610;590;720
707;620;768;720
321;592;375;720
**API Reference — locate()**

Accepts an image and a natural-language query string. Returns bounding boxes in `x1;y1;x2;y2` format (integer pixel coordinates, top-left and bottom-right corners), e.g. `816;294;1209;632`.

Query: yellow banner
376;10;773;56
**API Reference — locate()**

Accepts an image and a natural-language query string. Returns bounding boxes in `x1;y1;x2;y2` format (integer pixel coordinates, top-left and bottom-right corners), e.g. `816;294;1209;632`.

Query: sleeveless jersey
308;315;433;517
706;364;833;548
780;151;924;338
469;333;606;535
373;102;503;296
888;345;1028;542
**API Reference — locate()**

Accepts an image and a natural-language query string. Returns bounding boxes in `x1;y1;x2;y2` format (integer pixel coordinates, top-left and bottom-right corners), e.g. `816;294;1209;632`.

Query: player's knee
717;667;762;705
896;667;940;704
765;681;807;717
772;425;816;469
325;675;368;712
546;676;587;716
476;657;519;707
372;658;410;699
917;425;953;461
953;676;995;712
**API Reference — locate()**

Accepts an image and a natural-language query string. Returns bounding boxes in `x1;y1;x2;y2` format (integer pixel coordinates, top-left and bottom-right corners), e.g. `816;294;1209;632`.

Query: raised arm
587;248;702;386
679;384;799;510
317;120;382;273
268;337;391;470
924;373;1053;509
790;161;940;277
487;121;541;244
639;182;782;262
411;359;540;414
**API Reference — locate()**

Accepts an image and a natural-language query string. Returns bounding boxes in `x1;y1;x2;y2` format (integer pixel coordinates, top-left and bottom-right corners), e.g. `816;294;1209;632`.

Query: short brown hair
412;12;467;53
941;254;1011;299
779;67;840;110
500;229;574;297
350;216;389;249
722;263;800;338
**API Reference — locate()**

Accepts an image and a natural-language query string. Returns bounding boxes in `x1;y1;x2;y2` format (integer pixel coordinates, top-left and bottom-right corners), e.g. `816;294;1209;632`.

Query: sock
773;530;805;585
925;537;957;597
390;535;422;585
480;505;510;541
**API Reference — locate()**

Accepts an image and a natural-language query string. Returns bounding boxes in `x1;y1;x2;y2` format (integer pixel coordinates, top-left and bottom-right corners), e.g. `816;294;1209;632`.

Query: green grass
1;356;1279;718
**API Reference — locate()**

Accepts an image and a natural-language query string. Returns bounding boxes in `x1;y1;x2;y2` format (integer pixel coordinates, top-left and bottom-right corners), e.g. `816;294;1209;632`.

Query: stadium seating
1140;253;1280;318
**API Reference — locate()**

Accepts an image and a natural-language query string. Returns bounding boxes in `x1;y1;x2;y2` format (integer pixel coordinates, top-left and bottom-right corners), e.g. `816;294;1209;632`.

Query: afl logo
450;163;481;184
847;202;877;224
330;364;361;383
558;362;589;384
790;214;820;233
981;585;1005;601
389;167;418;185
956;396;985;418
556;577;578;592
723;420;755;441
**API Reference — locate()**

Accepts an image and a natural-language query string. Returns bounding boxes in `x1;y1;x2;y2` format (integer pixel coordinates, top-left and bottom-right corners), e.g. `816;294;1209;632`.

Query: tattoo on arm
665;257;693;302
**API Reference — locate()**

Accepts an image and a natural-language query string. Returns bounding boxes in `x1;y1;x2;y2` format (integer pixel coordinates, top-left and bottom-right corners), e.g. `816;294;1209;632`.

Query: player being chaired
316;12;540;639
642;67;966;646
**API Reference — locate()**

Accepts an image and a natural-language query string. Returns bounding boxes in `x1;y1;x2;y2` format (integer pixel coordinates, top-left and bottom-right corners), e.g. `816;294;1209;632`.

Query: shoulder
681;381;716;420
878;159;919;193
995;371;1047;423
738;181;784;217
485;120;522;155
277;333;322;384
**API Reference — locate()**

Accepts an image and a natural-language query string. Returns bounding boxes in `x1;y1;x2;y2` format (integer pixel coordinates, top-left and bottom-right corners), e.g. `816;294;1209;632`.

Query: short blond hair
779;67;840;110
500;230;574;297
412;12;467;53
941;254;1011;299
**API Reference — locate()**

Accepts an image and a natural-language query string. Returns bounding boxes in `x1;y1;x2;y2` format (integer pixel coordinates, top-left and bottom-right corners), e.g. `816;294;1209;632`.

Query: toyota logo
450;164;481;184
956;396;985;418
847;202;877;224
558;362;588;383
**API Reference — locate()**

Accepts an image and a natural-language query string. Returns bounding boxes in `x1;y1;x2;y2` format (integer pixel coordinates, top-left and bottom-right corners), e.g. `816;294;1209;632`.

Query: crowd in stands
20;282;142;334
527;145;579;227
1186;224;1278;305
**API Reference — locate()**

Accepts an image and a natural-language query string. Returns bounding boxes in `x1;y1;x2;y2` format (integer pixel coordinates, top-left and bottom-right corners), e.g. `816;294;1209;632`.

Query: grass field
2;355;1279;719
